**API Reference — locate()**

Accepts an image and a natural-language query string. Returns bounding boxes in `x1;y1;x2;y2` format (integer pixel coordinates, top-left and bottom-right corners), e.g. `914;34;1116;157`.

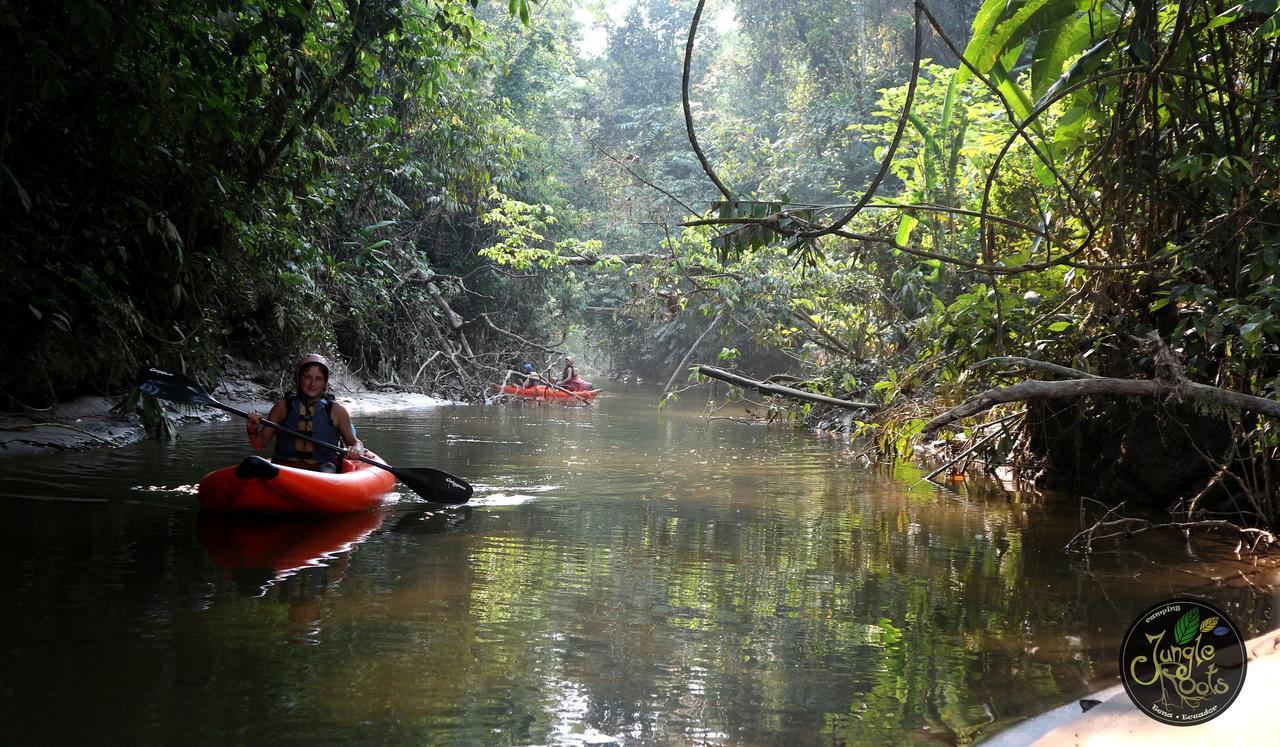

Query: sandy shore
0;365;453;458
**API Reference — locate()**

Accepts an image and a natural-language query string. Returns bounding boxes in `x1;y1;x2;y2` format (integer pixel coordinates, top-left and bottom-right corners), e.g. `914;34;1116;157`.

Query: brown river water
0;384;1276;745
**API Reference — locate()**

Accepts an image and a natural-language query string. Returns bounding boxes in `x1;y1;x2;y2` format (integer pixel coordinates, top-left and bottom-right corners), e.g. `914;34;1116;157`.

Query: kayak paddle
135;366;473;505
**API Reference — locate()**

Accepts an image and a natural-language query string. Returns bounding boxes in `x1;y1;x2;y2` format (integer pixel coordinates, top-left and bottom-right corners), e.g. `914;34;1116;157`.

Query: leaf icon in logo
1214;626;1230;636
1200;616;1220;633
1174;607;1201;645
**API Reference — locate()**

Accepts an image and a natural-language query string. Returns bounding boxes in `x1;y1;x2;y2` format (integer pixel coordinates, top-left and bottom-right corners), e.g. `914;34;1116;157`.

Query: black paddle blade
136;366;220;407
388;465;473;505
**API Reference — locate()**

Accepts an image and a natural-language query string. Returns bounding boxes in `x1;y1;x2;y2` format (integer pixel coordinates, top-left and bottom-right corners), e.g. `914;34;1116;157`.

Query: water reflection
388;506;473;535
0;386;1278;745
197;511;385;642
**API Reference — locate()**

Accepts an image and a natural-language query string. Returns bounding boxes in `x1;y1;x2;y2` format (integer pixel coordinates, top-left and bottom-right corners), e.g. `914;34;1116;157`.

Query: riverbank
0;359;452;457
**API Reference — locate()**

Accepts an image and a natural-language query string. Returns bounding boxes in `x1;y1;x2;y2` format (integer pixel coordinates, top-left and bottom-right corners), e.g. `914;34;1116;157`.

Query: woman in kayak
557;356;591;392
245;354;364;472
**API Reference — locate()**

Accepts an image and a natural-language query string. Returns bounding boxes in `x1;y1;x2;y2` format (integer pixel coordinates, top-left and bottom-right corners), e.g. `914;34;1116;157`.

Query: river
0;384;1275;745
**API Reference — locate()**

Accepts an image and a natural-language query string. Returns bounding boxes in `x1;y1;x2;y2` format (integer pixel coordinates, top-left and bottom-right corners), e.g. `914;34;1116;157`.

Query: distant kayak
198;452;397;514
492;383;601;400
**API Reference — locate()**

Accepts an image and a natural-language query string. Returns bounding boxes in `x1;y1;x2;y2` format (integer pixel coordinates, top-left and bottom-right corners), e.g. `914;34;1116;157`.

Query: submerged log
695;365;880;411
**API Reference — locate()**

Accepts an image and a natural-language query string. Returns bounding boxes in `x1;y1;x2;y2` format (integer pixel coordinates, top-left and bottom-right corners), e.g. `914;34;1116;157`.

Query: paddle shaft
206;399;387;473
136;366;472;503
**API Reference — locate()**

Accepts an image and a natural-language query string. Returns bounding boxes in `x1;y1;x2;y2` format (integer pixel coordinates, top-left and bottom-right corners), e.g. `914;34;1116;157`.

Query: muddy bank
0;360;454;458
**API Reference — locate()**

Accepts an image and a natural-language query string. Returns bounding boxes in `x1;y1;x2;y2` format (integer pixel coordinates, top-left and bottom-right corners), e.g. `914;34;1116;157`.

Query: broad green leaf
896;214;920;246
961;0;1080;84
989;59;1040;137
1030;8;1091;100
1174;607;1201;645
1206;4;1246;31
1258;10;1280;39
1128;39;1155;64
1034;37;1114;111
959;0;1016;85
939;72;959;134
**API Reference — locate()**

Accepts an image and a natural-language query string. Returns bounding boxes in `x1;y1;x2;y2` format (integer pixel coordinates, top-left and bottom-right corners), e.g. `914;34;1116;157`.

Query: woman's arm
330;402;364;458
247;400;286;450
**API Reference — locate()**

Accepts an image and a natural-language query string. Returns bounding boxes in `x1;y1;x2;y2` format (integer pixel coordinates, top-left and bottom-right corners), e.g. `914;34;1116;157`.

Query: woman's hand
246;411;262;449
346;440;365;460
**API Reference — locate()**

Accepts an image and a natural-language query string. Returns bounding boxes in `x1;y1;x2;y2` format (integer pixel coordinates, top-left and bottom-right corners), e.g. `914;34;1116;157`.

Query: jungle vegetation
3;0;1280;537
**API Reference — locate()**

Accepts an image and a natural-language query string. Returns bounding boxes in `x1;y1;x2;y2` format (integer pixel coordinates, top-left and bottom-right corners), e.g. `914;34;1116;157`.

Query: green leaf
1128;39;1154;64
1258;10;1280;39
896;213;920;246
989;59;1047;149
958;0;1015;85
2;165;30;211
1206;4;1246;31
1034;37;1115;111
1030;9;1091;100
1174;607;1201;645
961;0;1080;84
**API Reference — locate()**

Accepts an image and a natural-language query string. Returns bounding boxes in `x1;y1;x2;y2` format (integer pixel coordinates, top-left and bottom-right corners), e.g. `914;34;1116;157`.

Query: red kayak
198;452;396;514
492;383;601;401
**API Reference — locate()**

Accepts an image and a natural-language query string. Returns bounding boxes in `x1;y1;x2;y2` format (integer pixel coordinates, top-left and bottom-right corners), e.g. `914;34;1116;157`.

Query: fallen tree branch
922;376;1280;435
970;356;1098;379
424;280;474;358
664;311;724;393
425;280;464;331
696;365;880;411
916;429;1004;487
1066;516;1277;554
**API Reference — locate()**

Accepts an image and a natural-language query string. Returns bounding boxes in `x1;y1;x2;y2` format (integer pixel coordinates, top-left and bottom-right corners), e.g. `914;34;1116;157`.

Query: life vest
272;394;342;468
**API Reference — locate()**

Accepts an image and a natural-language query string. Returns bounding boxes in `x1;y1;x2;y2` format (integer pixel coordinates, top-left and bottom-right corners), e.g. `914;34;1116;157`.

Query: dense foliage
486;0;1280;522
5;0;1280;524
0;0;546;404
609;0;1280;519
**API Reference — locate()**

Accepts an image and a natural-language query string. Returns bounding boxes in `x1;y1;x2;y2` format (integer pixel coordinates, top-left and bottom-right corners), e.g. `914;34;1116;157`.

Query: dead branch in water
923;336;1280;435
1066;516;1277;555
695;365;880;411
664;312;724;393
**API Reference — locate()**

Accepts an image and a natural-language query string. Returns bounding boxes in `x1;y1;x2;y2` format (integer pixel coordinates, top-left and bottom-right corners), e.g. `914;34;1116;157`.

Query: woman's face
298;365;328;399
